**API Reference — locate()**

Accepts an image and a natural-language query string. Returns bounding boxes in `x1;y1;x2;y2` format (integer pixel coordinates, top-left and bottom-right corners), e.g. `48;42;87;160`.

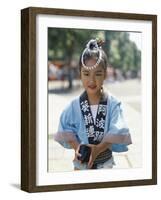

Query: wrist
95;144;102;155
97;142;111;154
68;140;80;151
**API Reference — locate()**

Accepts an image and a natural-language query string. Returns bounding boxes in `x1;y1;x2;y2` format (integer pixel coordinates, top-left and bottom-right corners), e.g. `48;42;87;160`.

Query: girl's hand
87;142;112;168
87;144;100;169
73;144;82;162
68;140;81;162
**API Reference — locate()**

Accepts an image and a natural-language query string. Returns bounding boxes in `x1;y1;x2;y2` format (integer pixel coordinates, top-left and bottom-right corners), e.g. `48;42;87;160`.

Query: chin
87;88;99;95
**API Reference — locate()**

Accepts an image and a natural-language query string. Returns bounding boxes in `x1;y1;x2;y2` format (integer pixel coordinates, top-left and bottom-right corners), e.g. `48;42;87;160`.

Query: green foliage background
48;28;141;74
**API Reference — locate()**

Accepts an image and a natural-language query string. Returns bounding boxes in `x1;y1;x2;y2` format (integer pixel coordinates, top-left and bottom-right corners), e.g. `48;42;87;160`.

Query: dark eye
96;73;102;76
83;73;89;76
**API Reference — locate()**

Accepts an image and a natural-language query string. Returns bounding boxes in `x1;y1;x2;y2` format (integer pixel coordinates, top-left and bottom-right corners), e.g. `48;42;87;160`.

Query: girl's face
80;59;106;96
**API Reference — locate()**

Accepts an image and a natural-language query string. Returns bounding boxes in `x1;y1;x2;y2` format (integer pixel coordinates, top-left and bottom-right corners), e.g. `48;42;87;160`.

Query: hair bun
86;38;104;51
86;39;98;50
80;38;107;70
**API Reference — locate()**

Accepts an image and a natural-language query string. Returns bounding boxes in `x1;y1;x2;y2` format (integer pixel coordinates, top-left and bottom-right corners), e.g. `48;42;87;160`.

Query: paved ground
48;79;142;172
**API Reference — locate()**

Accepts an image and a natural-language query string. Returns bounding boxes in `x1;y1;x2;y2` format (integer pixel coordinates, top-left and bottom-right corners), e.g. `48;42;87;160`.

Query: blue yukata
54;91;132;169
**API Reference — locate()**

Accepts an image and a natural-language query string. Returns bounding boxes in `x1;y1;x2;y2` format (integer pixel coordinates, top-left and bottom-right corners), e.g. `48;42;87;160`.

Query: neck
87;91;102;105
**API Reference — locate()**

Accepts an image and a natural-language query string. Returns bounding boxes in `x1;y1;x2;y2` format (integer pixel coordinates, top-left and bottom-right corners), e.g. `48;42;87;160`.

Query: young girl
54;39;132;170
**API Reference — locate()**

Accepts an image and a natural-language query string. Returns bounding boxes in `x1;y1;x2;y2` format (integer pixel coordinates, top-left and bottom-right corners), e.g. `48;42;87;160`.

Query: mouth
88;85;97;90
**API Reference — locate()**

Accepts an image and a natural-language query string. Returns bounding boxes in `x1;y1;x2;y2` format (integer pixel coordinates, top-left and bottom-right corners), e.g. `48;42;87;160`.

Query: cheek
98;80;104;86
81;77;88;86
96;76;105;84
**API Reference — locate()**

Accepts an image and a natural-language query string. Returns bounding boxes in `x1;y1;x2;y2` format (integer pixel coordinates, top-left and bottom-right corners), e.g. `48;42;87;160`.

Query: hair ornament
81;39;103;70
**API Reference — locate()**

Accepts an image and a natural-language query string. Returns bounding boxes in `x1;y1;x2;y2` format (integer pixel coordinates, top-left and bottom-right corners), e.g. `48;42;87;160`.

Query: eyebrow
82;70;89;73
95;70;104;73
82;70;103;73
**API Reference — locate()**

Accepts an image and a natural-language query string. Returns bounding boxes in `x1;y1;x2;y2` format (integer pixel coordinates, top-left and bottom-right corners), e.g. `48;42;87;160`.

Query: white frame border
36;14;152;186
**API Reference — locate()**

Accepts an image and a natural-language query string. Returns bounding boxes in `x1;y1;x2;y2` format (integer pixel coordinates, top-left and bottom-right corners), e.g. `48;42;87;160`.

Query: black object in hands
77;144;91;163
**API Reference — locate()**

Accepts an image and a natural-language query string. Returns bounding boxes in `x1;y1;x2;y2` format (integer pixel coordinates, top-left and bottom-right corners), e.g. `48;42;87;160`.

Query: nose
89;74;95;83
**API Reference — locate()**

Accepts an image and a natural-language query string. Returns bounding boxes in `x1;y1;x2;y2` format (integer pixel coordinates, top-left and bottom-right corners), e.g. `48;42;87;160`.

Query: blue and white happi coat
54;91;132;169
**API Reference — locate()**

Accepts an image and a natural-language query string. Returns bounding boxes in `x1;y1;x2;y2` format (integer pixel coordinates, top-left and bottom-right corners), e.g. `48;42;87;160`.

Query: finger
75;145;81;157
75;149;81;157
76;151;81;157
75;150;82;163
88;155;93;168
74;156;82;163
87;144;93;148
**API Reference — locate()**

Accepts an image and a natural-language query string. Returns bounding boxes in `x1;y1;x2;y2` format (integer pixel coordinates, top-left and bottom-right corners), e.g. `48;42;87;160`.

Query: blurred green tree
48;28;100;88
105;31;141;77
48;28;141;89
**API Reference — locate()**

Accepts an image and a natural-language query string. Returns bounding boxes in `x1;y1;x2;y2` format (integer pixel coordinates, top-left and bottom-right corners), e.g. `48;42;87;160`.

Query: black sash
80;91;112;167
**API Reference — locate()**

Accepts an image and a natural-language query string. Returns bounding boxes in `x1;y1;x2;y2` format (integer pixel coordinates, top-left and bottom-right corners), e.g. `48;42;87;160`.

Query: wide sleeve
103;102;132;152
54;102;80;149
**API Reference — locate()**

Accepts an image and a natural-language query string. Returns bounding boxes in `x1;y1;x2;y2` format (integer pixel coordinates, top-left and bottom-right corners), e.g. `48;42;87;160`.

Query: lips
88;85;97;89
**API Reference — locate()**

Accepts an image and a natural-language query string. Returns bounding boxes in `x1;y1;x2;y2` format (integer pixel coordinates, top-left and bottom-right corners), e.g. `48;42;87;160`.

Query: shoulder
61;96;80;116
107;92;121;107
68;96;80;111
70;96;80;107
